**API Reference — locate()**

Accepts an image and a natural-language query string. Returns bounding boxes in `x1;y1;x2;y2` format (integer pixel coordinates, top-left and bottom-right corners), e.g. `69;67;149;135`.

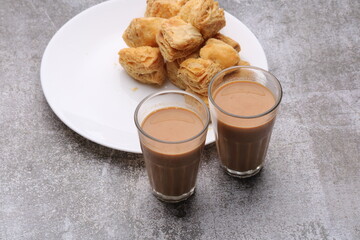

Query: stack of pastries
118;0;249;103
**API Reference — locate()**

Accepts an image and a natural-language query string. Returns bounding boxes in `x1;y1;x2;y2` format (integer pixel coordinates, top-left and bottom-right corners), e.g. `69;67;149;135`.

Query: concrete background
1;0;359;239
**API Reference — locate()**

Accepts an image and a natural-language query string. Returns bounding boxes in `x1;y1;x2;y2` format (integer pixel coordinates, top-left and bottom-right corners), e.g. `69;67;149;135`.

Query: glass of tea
208;66;283;178
134;90;210;202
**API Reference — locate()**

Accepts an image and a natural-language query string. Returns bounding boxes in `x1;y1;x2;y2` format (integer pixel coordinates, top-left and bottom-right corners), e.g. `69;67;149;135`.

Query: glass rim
208;65;283;119
134;90;210;144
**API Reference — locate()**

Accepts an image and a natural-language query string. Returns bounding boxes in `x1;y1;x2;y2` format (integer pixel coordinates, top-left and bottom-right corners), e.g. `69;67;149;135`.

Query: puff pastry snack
179;0;226;39
118;0;249;93
213;33;240;52
156;17;204;62
166;51;200;89
200;38;240;69
238;59;250;66
178;58;222;96
118;46;166;85
166;61;186;89
122;17;166;47
185;87;209;105
145;0;187;19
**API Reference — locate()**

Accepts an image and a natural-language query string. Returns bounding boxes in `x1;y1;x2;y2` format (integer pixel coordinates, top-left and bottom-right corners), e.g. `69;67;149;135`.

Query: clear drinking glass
134;90;210;202
208;66;283;178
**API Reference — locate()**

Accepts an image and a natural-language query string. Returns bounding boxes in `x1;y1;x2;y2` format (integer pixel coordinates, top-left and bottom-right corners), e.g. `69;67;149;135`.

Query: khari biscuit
200;38;240;69
213;33;241;52
238;59;250;66
166;51;200;89
118;46;166;85
185;87;209;105
178;58;222;95
179;0;225;39
145;0;182;19
122;17;166;47
156;17;203;62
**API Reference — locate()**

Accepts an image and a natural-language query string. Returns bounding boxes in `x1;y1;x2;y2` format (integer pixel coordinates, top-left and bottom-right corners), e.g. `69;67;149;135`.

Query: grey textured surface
1;0;359;239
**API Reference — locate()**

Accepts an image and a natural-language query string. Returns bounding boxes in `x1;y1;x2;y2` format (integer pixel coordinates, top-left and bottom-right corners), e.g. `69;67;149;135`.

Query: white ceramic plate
41;0;268;153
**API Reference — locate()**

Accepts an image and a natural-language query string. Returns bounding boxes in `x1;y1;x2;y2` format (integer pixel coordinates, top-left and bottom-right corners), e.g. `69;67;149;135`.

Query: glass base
222;164;263;178
152;187;195;203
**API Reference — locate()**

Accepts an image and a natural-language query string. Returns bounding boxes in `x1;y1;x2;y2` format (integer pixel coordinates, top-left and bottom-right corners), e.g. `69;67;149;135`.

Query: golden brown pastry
178;0;190;6
157;17;204;62
238;61;255;79
178;58;222;95
122;17;166;47
213;33;241;52
200;38;240;70
166;51;200;89
179;0;226;39
224;63;254;82
185;87;209;105
118;46;166;85
166;61;186;89
145;0;182;19
238;59;250;66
